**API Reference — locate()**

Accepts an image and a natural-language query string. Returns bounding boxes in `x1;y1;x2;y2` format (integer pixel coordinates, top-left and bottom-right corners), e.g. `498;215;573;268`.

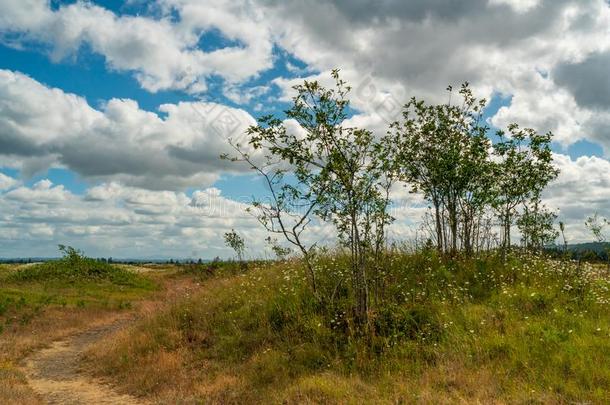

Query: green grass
0;259;165;405
0;259;156;330
87;252;610;403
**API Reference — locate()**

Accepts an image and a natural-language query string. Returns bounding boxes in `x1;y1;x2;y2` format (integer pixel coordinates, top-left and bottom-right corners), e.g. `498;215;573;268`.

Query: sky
1;0;610;259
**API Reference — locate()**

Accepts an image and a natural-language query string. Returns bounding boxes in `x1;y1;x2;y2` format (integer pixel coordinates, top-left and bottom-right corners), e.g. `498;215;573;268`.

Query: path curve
23;316;146;405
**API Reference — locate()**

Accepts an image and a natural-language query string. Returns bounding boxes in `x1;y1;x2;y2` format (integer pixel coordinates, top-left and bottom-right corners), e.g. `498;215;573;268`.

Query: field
1;253;609;404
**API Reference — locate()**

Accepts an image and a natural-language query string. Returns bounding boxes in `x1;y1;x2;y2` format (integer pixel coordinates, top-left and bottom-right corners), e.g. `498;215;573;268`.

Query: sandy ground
23;316;146;405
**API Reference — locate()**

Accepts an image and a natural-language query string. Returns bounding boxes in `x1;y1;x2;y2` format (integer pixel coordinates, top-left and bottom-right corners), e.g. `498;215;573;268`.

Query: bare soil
23;315;146;405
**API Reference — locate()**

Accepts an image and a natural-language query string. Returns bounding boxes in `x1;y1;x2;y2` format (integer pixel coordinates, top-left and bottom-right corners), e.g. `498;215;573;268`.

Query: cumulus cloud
3;0;610;149
266;0;610;147
0;0;273;93
1;150;608;258
544;153;610;241
0;172;17;190
0;69;256;190
554;51;610;110
2;0;610;255
0;180;261;258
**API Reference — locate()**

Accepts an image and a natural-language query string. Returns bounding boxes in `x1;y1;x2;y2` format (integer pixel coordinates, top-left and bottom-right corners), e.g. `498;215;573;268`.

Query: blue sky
1;0;610;258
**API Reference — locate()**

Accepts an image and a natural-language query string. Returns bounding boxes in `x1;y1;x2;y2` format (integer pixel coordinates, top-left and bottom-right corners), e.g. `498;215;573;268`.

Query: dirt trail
21;274;198;404
23;315;146;405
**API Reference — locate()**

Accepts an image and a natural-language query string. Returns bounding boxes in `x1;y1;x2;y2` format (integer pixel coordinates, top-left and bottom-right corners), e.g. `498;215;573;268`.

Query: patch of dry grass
0;263;174;403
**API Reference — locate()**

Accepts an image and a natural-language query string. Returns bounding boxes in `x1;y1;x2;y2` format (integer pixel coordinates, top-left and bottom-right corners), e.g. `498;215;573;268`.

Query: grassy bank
0;257;160;403
86;252;610;403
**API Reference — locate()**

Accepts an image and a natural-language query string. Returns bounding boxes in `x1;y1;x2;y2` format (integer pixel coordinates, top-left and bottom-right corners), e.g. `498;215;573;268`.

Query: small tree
492;125;558;252
516;199;558;252
265;236;291;261
392;83;494;255
58;244;84;263
559;221;568;255
224;229;245;263
585;213;607;243
585;213;609;269
225;70;398;326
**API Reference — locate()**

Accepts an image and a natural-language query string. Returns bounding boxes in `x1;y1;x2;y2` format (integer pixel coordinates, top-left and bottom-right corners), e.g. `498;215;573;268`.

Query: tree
392;83;493;255
225;70;397;326
585;213;609;270
492;124;558;252
58;244;83;263
559;221;568;254
516;199;558;252
224;229;245;263
585;213;607;243
265;236;291;261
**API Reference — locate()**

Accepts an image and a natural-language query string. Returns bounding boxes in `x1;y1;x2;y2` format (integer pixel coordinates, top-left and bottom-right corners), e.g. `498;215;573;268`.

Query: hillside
83;252;610;404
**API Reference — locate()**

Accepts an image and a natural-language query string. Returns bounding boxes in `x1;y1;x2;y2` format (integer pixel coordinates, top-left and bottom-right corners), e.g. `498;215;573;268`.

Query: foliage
516;199;558;251
392;84;558;255
585;213;608;243
585;213;610;269
224;229;246;263
266;236;291;260
226;70;398;324
492;124;559;250
392;83;494;255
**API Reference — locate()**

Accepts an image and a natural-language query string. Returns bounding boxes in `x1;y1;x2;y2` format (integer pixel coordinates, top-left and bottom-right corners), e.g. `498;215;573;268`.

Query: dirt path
23;315;146;405
20;274;199;404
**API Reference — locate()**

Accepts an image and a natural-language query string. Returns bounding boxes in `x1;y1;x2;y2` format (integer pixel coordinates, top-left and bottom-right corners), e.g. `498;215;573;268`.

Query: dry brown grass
0;264;195;403
0;306;125;403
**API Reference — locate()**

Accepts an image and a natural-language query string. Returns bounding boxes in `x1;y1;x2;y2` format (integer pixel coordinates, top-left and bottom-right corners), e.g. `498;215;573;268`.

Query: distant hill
566;242;610;254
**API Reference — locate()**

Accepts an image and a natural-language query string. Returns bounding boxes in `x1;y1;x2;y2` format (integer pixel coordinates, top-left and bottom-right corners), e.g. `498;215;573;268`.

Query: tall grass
87;251;610;403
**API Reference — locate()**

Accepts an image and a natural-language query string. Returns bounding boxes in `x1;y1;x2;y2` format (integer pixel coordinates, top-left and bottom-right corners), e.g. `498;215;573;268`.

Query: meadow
80;251;610;404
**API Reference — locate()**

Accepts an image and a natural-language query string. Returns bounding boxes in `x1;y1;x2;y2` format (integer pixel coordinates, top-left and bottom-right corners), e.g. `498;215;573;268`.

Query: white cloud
2;0;610;254
0;0;274;93
0;172;17;190
3;0;610;152
543;153;610;241
0;180;266;258
1;151;608;257
0;69;257;190
266;0;610;149
489;0;541;13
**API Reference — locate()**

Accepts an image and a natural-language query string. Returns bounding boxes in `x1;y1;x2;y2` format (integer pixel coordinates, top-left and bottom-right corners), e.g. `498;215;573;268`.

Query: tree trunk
434;202;443;253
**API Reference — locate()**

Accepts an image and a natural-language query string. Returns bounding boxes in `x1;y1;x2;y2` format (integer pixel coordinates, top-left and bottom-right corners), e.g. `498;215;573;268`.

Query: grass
85;252;610;404
0;258;160;404
0;259;155;328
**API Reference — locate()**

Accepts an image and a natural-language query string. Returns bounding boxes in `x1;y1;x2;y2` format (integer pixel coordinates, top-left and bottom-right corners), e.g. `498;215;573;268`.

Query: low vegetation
0;247;159;404
87;251;610;403
0;248;155;327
